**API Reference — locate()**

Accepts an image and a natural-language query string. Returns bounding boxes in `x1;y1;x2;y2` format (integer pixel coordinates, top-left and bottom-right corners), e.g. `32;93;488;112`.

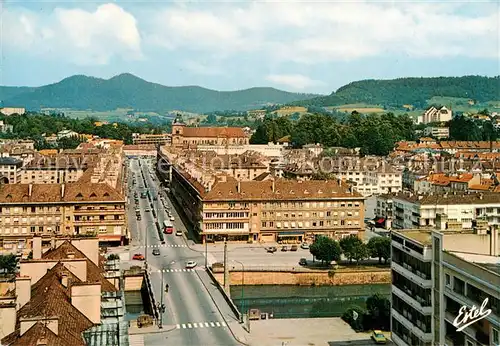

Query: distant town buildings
0;157;23;184
422;126;449;139
0;120;13;133
132;133;171;146
0;107;26;116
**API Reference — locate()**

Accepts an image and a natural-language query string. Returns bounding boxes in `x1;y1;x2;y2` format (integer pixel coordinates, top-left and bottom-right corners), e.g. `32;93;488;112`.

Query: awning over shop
278;231;304;236
98;235;122;242
375;218;385;224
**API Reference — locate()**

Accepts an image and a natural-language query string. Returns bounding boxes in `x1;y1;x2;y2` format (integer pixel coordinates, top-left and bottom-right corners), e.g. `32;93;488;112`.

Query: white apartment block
376;192;500;230
0;107;25;116
417;106;452;125
391;228;499;346
0;157;23;184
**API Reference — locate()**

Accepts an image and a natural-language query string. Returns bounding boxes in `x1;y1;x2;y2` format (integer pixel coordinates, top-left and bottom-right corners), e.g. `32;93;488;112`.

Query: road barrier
206;266;242;321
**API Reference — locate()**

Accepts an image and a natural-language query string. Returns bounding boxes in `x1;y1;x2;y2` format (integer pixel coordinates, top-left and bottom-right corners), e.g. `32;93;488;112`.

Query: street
127;158;242;346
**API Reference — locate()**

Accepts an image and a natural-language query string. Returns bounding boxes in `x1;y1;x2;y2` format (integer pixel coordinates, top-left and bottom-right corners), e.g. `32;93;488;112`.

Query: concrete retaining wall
213;269;391;286
206;267;242;321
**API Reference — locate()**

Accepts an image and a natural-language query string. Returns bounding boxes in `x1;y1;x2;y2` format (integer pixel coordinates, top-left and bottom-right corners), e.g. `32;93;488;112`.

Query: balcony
392;285;432;315
74;219;124;225
391;332;410;346
74;208;124;214
392;261;432;288
391;309;432;342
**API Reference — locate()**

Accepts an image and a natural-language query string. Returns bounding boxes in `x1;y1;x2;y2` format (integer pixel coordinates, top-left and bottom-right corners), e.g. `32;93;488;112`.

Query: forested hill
0;73;319;113
293;76;499;108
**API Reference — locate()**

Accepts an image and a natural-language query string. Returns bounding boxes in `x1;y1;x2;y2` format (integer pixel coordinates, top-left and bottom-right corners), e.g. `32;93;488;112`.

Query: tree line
448;114;498;141
250;112;415;155
0;112;166;149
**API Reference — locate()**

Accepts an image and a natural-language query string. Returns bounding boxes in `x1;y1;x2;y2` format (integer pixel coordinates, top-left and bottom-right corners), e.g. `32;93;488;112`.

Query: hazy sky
2;0;499;93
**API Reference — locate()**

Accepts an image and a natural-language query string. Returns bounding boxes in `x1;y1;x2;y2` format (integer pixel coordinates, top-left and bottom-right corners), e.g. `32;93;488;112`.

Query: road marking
176;324;180;329
204;322;209;327
198;322;204;328
210;322;215;327
215;322;221;327
221;322;227;327
187;323;192;328
181;324;186;329
193;323;198;328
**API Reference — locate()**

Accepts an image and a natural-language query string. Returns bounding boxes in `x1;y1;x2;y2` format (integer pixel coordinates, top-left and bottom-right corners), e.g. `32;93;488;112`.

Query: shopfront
277;231;304;244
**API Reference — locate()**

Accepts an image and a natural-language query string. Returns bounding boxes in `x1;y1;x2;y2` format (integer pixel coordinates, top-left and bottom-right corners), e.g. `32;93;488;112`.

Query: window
262;222;266;227
445;274;451;287
327;211;331;216
253;213;257;216
493;328;499;346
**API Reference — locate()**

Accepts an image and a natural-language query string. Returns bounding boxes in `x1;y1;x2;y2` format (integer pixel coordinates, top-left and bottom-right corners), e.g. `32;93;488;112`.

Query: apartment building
423;126;450;139
170;116;249;149
132;133;171;146
0;182;127;251
0;157;23;184
0;237;127;345
0;120;13;133
413;173;482;194
20;155;90;184
202;179;365;243
0;107;25;116
376;192;500;230
396;141;500;154
391;228;499;346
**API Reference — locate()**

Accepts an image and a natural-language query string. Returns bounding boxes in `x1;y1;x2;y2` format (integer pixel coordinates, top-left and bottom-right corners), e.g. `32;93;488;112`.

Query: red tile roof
182;127;247;138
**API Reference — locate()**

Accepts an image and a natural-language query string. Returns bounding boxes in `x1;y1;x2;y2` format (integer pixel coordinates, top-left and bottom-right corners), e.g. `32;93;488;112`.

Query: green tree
340;235;367;264
309;236;342;265
365;294;391;330
367;237;391;264
341;306;367;332
0;254;18;274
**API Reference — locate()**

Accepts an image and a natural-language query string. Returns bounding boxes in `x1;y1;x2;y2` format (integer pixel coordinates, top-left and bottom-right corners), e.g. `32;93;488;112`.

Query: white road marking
198;322;204;328
204;322;209;327
221;322;227;327
193;323;198;328
215;322;221;327
210;322;215;327
181;324;186;329
187;323;192;328
175;324;180;329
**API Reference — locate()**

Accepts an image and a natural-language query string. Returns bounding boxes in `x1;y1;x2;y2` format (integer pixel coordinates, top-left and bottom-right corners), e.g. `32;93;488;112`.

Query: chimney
28;184;33;197
237;180;241;193
51;237;56;249
272;180;275;192
15;276;31;310
32;236;42;260
61;183;65;198
61;273;69;288
479;193;483;200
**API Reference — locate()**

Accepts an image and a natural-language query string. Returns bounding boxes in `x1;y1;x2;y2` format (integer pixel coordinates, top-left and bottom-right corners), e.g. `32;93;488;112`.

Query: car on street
300;242;310;249
132;253;145;261
290;245;298;251
176;230;183;236
145;208;150;212
185;261;197;269
266;246;277;253
299;258;307;266
281;246;288;252
371;330;387;344
170;216;175;221
161;240;165;244
136;216;141;221
152;249;160;256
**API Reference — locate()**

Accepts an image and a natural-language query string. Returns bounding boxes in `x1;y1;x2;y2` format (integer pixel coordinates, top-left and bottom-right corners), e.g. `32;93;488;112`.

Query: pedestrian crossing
154;268;197;273
145;244;187;248
176;321;227;330
129;335;144;346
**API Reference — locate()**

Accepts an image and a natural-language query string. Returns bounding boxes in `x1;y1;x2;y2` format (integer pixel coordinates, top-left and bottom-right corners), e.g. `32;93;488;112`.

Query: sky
1;0;499;94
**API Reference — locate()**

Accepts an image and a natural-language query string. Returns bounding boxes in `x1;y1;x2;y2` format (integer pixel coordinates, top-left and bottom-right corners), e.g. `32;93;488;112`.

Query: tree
367;237;391;264
340;235;367;264
0;254;18;274
206;114;217;124
341;306;367;332
365;294;391;330
309;236;342;265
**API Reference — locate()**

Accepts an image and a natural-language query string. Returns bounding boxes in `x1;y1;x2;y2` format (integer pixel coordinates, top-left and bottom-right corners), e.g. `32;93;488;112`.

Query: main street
127;158;241;346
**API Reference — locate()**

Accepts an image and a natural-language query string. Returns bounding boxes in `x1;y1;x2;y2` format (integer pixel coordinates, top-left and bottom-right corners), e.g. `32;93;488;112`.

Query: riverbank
213;267;390;286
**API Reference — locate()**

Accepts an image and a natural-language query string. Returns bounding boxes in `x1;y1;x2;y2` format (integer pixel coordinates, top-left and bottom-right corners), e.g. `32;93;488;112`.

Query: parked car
300;242;310;249
145;208;151;212
281;246;288;252
371;330;387;344
299;258;307;266
152;249;160;256
170;216;175;221
266;246;277;253
185;261;197;269
132;253;145;261
290;245;298;251
176;230;183;236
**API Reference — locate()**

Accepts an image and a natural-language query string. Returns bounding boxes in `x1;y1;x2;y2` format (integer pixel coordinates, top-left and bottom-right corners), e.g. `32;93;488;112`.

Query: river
230;284;390;319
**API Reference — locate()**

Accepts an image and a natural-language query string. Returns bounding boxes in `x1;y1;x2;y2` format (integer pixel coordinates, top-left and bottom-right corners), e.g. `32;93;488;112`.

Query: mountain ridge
0;73;320;113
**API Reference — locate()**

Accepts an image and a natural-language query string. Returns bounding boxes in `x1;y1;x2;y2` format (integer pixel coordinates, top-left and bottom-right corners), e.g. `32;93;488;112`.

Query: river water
230;284;390;319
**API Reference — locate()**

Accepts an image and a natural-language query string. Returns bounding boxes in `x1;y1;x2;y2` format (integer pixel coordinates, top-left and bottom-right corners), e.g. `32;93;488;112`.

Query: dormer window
76;193;83;199
90;193;97;198
103;192;110;197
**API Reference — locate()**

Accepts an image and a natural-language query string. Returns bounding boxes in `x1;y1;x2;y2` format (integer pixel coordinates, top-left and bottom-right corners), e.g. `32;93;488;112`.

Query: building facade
132;133;171;146
423;127;450;139
0;157;23;184
391;228;499;346
0;183;127;252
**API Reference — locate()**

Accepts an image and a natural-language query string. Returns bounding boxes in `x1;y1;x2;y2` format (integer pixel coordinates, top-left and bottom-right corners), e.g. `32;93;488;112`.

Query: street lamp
157;270;166;329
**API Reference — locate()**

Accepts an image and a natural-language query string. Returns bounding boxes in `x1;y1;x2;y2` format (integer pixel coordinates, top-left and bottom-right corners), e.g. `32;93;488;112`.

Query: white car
176;230;183;236
185;261;197;269
170;216;175;221
300;242;310;249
